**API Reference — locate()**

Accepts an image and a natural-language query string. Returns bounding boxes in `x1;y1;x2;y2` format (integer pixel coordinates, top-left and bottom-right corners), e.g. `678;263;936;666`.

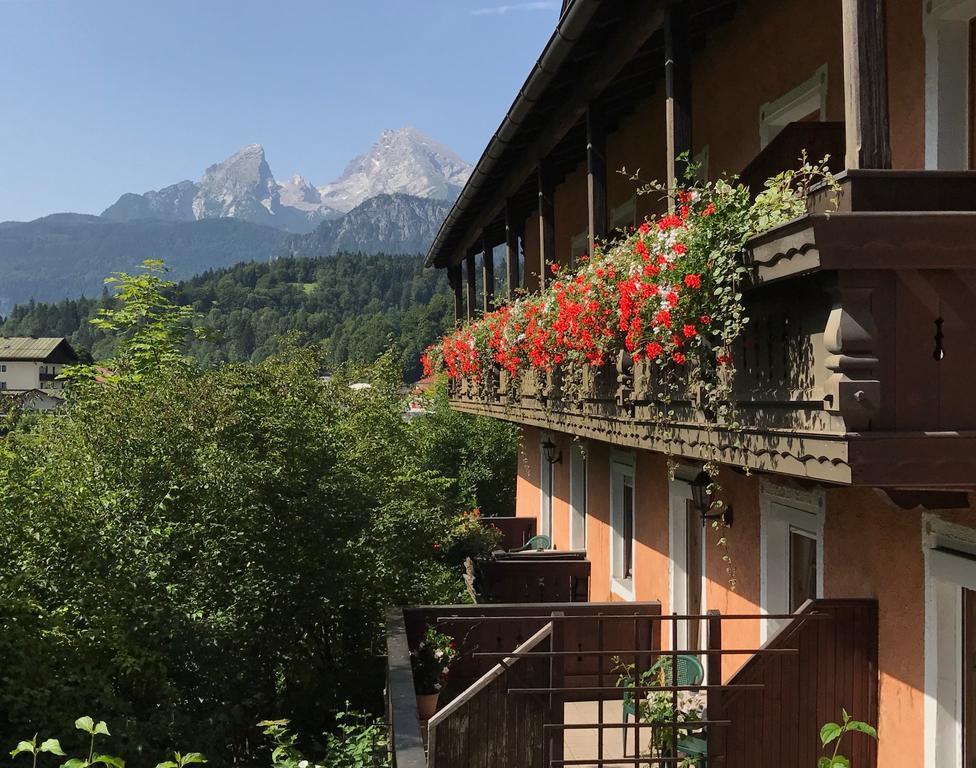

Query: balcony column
537;160;555;290
482;233;495;313
665;2;692;205
842;0;892;168
449;261;463;323
465;252;477;320
586;106;607;257
505;200;520;300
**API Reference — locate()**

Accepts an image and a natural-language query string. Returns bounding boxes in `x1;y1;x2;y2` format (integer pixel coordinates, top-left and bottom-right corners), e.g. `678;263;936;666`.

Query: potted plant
410;625;459;720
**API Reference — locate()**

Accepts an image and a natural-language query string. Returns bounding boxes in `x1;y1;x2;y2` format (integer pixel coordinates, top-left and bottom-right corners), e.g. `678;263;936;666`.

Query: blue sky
0;0;559;222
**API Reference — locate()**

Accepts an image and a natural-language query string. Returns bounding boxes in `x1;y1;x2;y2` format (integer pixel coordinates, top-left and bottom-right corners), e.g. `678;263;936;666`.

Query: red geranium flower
684;273;702;289
683;324;698;338
672;352;686;365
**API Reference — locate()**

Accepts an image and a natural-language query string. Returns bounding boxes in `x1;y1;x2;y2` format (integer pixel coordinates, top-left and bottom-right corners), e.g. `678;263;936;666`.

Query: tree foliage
0;261;516;764
0;254;453;381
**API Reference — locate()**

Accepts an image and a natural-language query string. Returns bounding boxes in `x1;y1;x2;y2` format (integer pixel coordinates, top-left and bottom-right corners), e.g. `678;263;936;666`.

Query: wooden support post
548;612;565;767
842;0;892;169
706;610;724;762
505;201;520;300
465;252;477;320
449;261;463;324
538;161;555;290
482;233;495;313
665;2;692;204
586;106;607;257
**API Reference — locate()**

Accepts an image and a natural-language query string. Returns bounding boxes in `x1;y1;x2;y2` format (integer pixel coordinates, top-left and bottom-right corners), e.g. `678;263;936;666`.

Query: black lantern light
542;437;562;465
690;470;733;527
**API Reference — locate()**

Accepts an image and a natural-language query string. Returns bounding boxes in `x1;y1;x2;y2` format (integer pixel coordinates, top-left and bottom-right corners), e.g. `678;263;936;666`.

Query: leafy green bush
0;263;516;765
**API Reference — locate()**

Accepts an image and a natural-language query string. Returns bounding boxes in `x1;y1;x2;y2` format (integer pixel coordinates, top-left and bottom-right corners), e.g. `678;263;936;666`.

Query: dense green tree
0;253;455;380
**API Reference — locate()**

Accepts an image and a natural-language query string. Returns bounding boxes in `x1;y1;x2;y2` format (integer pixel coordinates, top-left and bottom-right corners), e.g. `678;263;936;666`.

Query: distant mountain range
0;128;471;314
100;127;470;234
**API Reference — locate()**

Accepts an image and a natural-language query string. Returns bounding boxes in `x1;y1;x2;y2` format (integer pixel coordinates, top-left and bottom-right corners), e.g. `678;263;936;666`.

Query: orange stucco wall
886;0;926;168
606;92;669;219
553;164;588;265
512;426;976;764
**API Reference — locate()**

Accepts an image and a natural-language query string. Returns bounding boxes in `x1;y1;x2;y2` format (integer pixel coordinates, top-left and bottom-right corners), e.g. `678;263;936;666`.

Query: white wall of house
0;360;66;391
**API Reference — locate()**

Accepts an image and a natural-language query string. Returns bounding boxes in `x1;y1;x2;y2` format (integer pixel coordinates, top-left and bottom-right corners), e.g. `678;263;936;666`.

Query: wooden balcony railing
449;171;976;488
483;516;537;550
387;599;878;768
474;551;590;603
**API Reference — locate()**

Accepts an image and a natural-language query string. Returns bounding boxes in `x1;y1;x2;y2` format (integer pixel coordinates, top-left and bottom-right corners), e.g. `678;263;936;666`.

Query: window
539;434;554;543
0;364;6;372
569;442;587;551
923;522;976;768
760;482;824;641
0;382;7;391
610;452;636;600
924;0;976;168
759;64;828;148
610;197;636;235
570;229;588;268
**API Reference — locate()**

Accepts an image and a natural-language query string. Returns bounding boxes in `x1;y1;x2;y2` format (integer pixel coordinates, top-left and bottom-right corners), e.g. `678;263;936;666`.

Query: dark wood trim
665;1;692;199
538;161;556;290
466;252;477;320
450;3;666;261
449;262;463;323
841;0;891;169
482;233;495;313
505;200;520;300
586;106;607;257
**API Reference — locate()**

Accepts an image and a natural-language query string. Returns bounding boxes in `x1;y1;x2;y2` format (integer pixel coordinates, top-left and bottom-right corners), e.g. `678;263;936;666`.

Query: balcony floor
563;700;633;767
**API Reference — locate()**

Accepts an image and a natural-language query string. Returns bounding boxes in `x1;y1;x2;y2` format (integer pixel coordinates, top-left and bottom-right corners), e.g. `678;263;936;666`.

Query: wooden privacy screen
714;599;879;767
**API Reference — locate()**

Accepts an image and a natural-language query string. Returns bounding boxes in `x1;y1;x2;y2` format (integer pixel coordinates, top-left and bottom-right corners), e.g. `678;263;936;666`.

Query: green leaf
819;722;842;747
92;754;124;768
11;741;36;758
817;759;831;768
828;757;850;768
62;759;89;768
74;717;94;734
180;755;206;765
845;720;878;740
154;762;178;768
93;722;110;737
40;740;66;756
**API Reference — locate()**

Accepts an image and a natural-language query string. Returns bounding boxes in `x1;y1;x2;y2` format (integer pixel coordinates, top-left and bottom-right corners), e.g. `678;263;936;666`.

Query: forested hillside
0;214;286;313
0;253;454;380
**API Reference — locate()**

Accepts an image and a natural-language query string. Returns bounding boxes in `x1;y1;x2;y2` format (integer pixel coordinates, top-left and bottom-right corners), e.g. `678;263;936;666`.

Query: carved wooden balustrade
448;171;976;487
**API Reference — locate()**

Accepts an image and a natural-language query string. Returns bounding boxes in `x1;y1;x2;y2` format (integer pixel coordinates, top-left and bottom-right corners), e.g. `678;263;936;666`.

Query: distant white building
0;337;79;393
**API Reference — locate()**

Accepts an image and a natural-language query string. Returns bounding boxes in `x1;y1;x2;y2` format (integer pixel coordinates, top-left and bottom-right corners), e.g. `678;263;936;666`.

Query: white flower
299;760;309;767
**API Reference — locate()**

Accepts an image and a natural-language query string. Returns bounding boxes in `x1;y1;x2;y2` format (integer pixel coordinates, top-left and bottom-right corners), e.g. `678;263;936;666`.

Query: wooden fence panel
713;599;879;768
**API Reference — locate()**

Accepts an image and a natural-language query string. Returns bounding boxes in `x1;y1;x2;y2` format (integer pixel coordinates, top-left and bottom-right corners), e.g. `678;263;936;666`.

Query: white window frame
759;481;825;643
539;434;554;544
924;0;976;168
668;477;707;655
759;64;829;148
610;450;636;601
569;441;587;551
923;515;976;768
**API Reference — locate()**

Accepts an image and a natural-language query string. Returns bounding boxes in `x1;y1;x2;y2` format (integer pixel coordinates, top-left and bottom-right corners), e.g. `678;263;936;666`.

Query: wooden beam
449;3;666;263
449;262;463;323
505;200;520;300
586;106;607;257
482;233;495;313
665;2;692;202
842;0;891;169
538;162;555;290
465;252;477;320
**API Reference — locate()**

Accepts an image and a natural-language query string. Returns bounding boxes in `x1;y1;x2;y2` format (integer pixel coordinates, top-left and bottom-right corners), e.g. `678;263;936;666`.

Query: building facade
0;337;78;392
421;1;976;766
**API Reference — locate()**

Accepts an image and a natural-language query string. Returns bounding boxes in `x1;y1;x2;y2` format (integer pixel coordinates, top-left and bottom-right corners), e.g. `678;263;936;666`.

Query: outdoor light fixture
690;470;733;527
542;437;562;465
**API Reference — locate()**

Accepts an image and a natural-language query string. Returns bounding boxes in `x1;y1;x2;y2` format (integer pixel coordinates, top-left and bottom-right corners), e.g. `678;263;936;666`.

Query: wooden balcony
449;171;976;487
386;599;879;768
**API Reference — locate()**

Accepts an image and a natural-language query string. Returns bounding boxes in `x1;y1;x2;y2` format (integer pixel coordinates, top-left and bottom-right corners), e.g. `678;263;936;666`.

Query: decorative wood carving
823;282;880;430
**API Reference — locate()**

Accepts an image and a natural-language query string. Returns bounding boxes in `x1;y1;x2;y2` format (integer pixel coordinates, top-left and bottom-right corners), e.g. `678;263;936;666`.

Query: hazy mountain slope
0;214;285;313
276;194;452;258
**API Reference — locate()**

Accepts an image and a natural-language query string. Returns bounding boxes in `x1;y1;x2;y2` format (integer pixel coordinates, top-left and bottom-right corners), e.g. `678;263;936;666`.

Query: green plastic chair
622;655;705;757
509;534;551;552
